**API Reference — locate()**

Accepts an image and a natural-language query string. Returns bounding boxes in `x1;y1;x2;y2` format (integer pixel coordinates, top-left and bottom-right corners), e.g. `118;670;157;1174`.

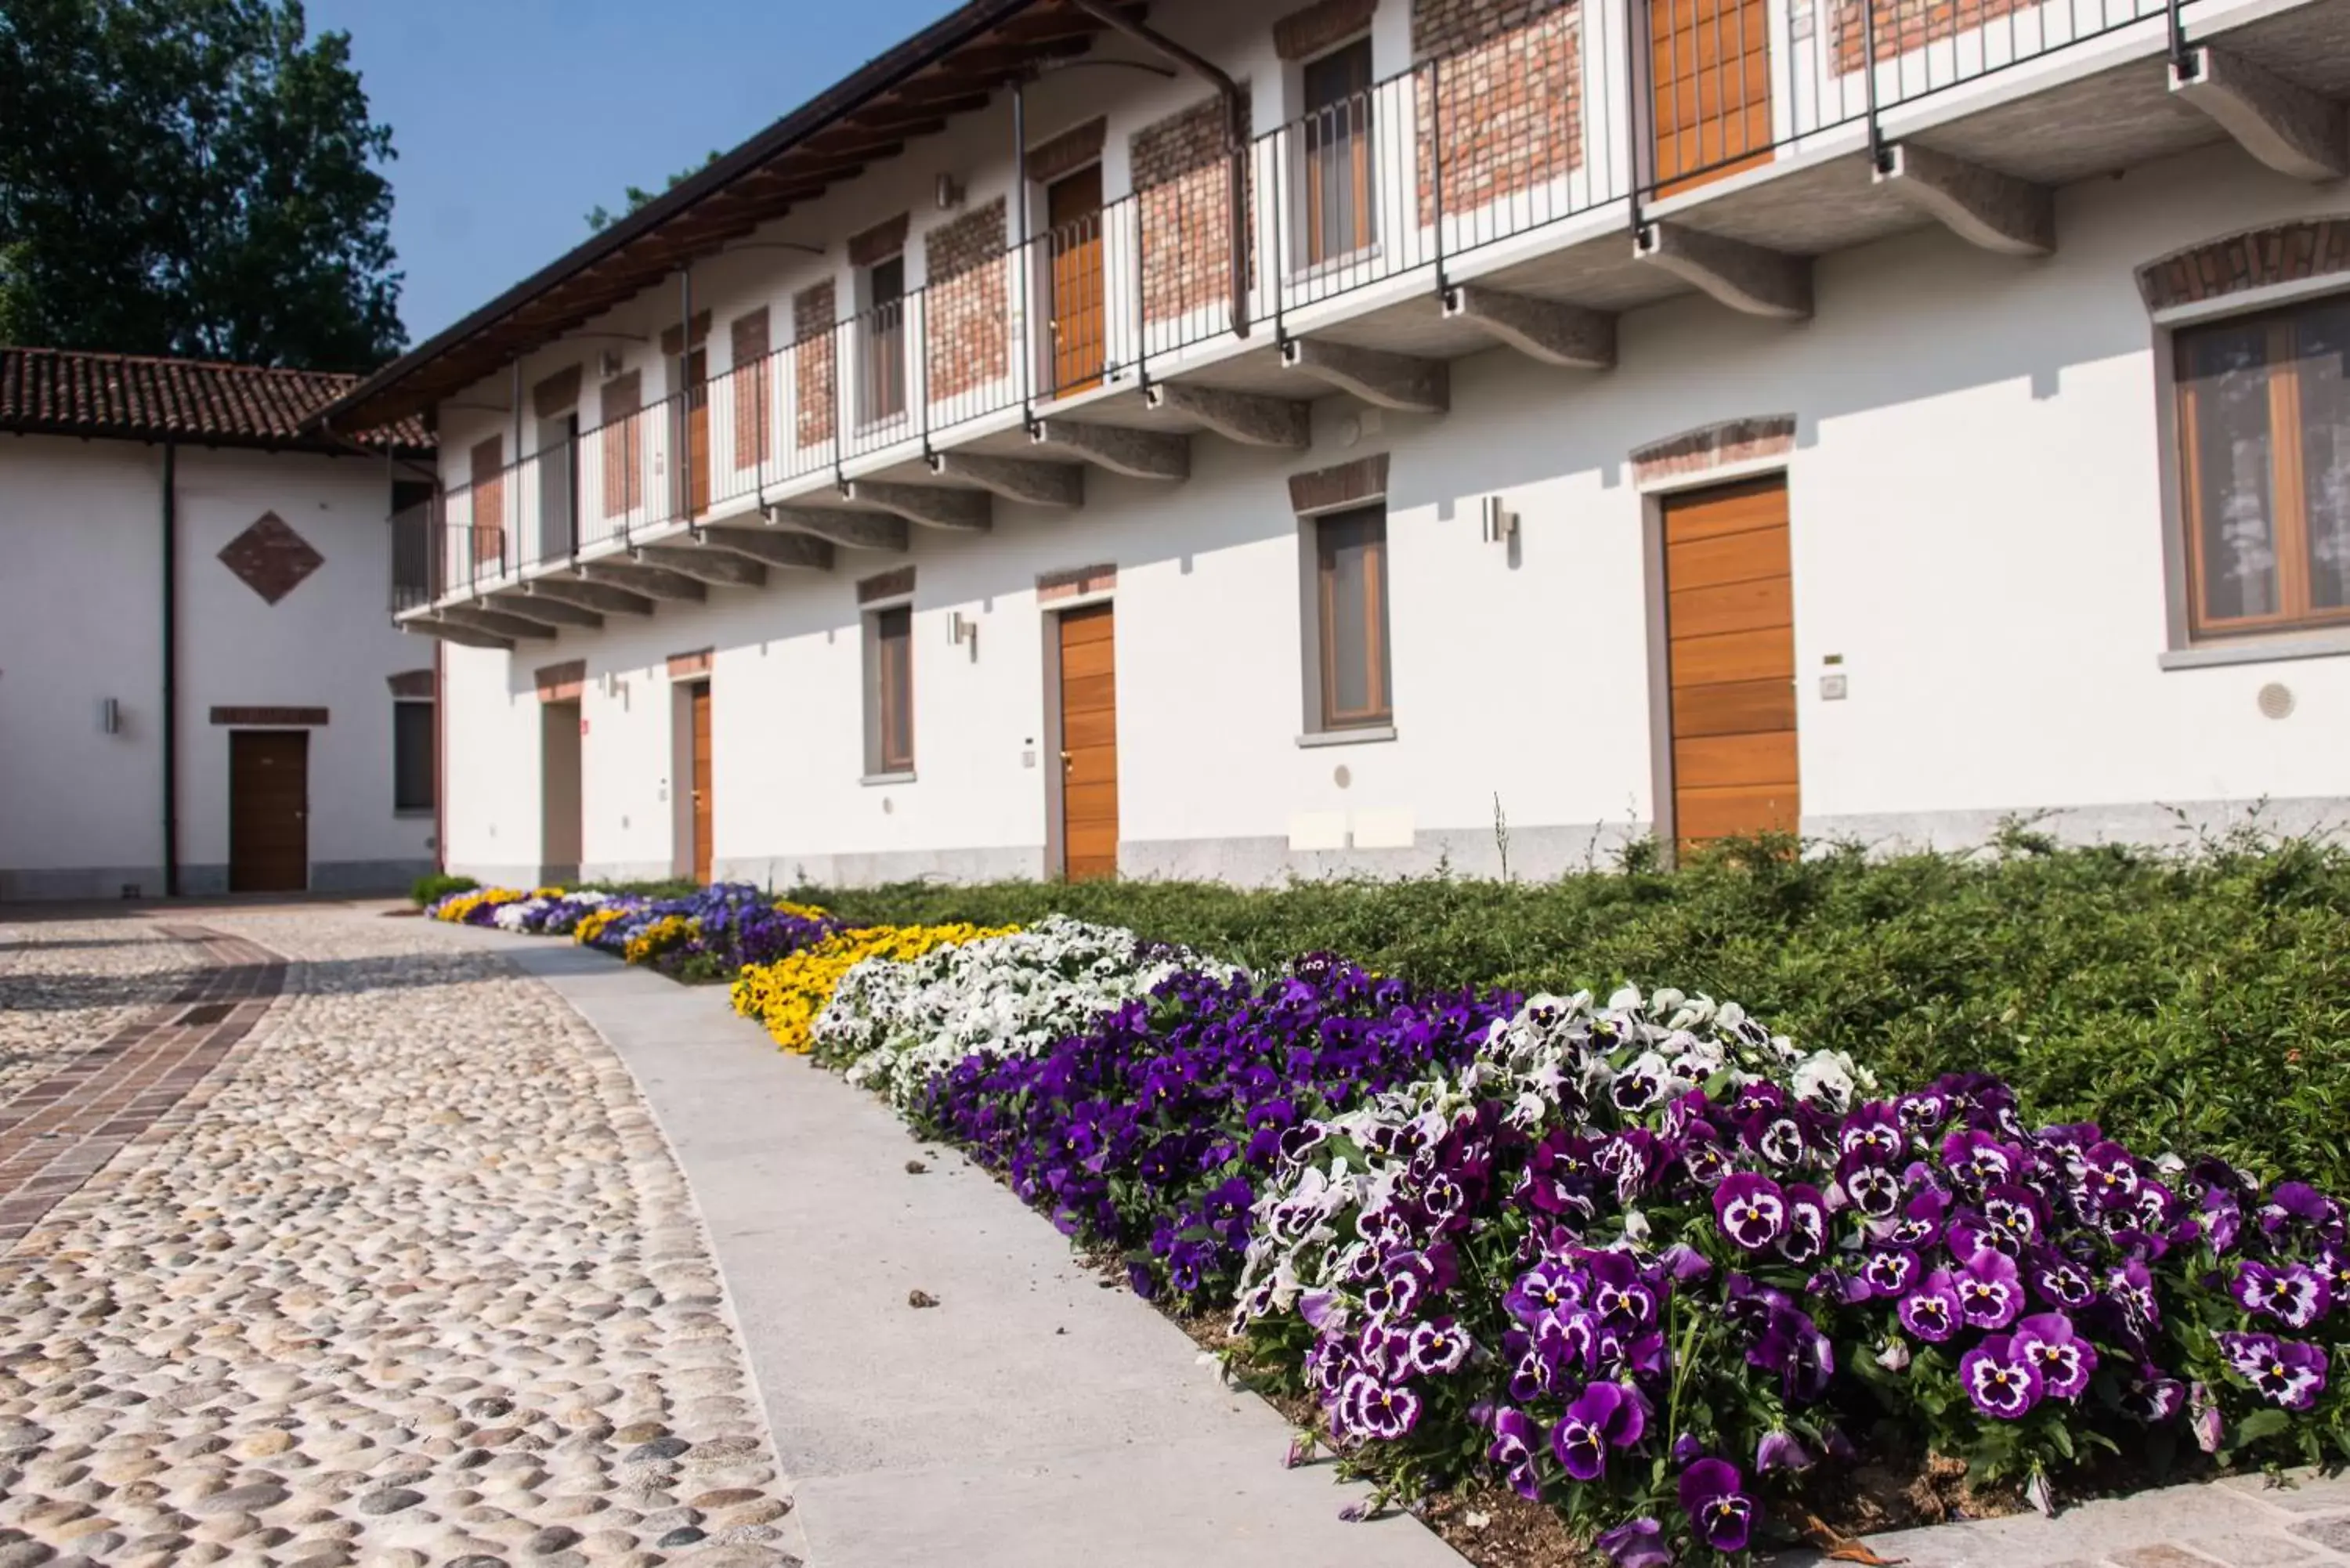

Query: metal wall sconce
947;611;979;661
98;696;121;735
1480;495;1518;544
935;172;966;210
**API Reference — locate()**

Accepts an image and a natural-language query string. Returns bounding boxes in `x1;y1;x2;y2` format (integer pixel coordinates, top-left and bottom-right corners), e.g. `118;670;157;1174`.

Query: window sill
393;806;436;819
1296;724;1397;749
2158;632;2350;671
862;770;916;786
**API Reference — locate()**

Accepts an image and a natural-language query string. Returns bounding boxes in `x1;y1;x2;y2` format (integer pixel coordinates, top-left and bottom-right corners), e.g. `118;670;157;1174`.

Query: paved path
448;923;1463;1568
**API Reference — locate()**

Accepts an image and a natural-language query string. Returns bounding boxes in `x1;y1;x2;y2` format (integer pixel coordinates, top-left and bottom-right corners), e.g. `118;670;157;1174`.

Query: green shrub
410;872;477;908
790;826;2350;1192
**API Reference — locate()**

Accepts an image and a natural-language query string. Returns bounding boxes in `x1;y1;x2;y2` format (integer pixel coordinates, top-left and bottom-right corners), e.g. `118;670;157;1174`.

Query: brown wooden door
1057;602;1119;880
229;730;309;893
1303;38;1376;264
469;435;504;567
684;349;710;516
1650;0;1773;195
1047;165;1104;397
689;684;713;885
1663;476;1798;849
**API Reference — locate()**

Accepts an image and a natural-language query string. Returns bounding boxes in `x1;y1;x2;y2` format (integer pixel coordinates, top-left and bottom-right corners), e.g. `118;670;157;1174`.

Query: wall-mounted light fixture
98;697;121;735
1480;495;1518;544
599;349;626;378
948;610;979;662
935;172;966;211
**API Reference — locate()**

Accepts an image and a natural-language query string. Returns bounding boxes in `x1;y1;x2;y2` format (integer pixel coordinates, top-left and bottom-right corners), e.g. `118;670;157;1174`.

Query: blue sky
311;0;960;346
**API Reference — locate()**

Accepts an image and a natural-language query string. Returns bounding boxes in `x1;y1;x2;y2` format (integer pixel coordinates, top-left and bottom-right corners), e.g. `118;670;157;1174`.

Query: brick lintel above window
848;212;911;269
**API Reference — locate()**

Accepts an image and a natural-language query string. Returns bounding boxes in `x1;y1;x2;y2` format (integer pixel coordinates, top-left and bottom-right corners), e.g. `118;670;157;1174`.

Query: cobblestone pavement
0;921;208;1105
0;907;801;1568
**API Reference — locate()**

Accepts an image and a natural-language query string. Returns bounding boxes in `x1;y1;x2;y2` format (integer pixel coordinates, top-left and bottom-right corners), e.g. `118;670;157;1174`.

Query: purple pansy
1755;1429;1814;1472
1955;1248;2024;1330
2215;1331;2330;1411
1677;1458;1759;1554
1959;1334;2044;1419
1487;1407;1542;1500
1405;1317;1473;1376
1549;1381;1647;1481
2232;1260;2333;1331
2011;1312;2097;1400
1897;1269;1961;1342
1713;1172;1788;1251
1595;1518;1672;1568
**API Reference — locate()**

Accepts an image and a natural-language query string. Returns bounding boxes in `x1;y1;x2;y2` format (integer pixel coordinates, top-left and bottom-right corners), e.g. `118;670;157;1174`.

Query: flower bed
443;877;2350;1559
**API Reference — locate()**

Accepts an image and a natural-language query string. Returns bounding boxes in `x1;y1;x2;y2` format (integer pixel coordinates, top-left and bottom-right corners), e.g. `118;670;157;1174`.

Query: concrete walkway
456;927;1465;1568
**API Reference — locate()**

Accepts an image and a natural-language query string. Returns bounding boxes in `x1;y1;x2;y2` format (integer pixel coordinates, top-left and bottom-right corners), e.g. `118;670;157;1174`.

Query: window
1314;504;1393;728
390;479;436;605
869;604;914;773
861;255;907;425
2176;297;2350;637
393;700;435;812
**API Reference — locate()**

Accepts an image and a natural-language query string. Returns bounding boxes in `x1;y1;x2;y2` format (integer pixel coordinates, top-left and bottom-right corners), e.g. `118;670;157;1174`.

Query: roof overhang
314;0;1137;436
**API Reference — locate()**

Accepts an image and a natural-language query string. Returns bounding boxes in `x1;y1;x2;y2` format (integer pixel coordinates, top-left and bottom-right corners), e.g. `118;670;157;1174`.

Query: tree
586;152;721;233
0;0;404;372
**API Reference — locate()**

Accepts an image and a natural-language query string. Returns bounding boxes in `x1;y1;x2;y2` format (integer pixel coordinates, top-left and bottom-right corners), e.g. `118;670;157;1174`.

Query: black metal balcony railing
392;0;2205;612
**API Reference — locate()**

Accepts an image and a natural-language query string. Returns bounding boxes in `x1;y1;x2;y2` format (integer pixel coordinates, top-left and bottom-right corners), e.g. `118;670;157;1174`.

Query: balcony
393;0;2350;641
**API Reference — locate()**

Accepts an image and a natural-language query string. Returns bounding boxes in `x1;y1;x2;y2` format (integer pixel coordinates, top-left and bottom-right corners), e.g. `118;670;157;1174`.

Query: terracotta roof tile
0;345;431;453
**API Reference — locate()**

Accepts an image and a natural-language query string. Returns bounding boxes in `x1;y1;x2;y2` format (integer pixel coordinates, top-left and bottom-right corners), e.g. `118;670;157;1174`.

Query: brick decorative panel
2138;218;2350;311
857;565;916;604
1029;117;1107;184
924;198;1010;405
1413;0;1582;227
534;659;586;703
848;213;910;268
665;648;713;680
210;706;328;726
731;308;772;470
216;511;324;605
385;669;435;699
1289;452;1391;514
1277;0;1377;58
1132;90;1253;327
1037;562;1116;602
532;364;582;419
658;310;712;356
794;281;837;450
1830;0;2026;74
1630;414;1795;484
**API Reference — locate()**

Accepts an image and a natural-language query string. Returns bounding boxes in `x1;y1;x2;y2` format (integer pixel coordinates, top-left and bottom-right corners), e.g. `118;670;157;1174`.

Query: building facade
324;0;2349;889
1;349;437;900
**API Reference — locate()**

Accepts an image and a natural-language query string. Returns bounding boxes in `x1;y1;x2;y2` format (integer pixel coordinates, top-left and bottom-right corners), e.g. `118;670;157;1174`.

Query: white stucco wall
0;436;436;899
434;138;2350;890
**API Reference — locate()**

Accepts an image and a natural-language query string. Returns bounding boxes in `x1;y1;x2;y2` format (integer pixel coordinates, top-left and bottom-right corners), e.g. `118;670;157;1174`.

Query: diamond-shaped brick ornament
218;511;324;605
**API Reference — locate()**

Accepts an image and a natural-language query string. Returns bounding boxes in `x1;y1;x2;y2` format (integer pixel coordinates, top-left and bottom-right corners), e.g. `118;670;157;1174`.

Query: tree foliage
585;151;720;233
0;0;405;370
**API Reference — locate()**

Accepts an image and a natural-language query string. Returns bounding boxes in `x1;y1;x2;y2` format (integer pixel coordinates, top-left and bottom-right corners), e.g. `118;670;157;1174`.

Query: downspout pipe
1070;0;1251;339
161;441;180;898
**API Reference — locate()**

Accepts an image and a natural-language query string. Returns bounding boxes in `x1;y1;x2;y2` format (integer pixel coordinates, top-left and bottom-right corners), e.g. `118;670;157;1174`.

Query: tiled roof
0;345;431;453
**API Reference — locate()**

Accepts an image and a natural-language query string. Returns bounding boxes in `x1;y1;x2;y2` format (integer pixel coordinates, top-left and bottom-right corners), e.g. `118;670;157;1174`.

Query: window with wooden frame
868;604;915;774
2175;296;2350;638
1314;504;1393;728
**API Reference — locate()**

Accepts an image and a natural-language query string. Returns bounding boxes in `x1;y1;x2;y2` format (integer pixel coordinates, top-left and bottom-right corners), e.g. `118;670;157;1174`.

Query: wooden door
470;435;504;567
1047;165;1104;396
1663;476;1798;849
688;684;713;885
1057;602;1119;880
684;349;710;516
229;730;308;893
1303;38;1376;264
1650;0;1773;195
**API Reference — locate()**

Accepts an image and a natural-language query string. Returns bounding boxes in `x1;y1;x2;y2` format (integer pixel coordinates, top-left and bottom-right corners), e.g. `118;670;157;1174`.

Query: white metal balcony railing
392;0;2208;611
